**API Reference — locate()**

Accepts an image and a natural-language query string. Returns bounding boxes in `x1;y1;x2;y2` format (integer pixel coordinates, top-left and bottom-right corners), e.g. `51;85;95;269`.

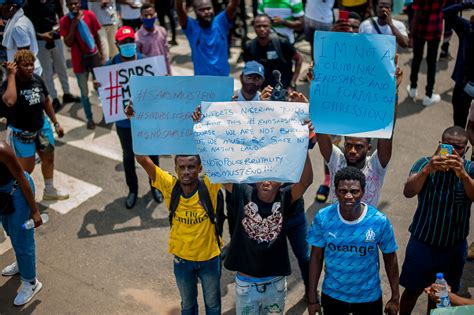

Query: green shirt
257;0;304;43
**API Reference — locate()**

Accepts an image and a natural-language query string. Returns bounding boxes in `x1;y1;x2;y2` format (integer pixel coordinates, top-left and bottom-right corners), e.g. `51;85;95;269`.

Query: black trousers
452;83;474;128
321;293;383;315
410;36;440;97
155;0;177;41
116;126;159;194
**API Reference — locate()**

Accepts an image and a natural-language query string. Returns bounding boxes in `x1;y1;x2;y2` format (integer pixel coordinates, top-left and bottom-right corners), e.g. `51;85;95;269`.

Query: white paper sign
93;56;167;123
194;101;309;183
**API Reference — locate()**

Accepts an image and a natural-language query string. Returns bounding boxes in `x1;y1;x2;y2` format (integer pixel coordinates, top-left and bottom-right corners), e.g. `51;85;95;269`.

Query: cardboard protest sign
431;306;474;315
310;31;396;138
93;56;167;123
129;76;234;155
194;101;309;183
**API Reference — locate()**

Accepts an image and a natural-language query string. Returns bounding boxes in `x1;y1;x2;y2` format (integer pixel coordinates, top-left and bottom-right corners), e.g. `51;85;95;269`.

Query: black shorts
400;236;467;293
321;292;383;315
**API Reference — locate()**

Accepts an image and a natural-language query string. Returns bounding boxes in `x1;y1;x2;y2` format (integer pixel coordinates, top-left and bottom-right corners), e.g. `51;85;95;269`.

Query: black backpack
169;179;226;248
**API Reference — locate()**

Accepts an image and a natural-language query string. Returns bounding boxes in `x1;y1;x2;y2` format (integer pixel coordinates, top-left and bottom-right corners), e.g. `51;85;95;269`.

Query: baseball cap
242;61;265;77
115;26;135;42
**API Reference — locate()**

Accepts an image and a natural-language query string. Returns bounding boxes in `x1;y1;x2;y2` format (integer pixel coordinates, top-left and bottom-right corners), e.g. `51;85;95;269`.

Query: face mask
142;16;156;29
119;43;136;58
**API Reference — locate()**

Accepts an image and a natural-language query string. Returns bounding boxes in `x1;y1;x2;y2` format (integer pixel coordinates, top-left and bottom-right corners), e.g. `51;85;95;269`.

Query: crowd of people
0;0;473;314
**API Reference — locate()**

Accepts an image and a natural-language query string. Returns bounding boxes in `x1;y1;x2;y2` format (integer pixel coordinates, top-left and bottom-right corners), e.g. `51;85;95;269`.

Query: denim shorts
6;119;55;158
235;275;287;314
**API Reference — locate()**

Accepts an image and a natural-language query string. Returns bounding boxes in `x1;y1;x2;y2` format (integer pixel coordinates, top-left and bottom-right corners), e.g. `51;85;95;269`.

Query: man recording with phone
243;14;302;92
399;126;474;315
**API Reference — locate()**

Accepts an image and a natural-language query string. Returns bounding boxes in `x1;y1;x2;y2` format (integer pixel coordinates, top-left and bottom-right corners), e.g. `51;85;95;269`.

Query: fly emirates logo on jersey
327;228;377;256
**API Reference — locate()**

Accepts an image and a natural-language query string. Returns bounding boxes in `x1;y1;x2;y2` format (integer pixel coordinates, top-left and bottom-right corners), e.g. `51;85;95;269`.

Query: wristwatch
289;82;297;89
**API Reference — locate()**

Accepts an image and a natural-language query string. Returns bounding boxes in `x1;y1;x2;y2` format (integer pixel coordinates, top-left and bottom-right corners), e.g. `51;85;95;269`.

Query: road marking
56;114;122;162
31;168;102;215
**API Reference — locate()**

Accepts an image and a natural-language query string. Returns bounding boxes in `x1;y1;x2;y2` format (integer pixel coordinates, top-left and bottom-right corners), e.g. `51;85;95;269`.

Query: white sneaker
422;94;441;106
406;85;418;99
2;261;19;276
13;279;43;306
43;188;69;201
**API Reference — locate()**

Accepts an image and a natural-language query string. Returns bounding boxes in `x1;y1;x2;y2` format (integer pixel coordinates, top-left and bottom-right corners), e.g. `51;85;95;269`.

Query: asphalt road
1;9;473;315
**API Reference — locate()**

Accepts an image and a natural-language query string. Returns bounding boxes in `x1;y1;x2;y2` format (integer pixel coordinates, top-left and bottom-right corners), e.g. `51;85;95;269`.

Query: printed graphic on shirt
20;87;41;106
242;201;283;244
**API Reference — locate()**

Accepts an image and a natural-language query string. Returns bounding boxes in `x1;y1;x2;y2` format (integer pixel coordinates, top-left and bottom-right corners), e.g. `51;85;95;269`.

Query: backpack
248;30;288;64
169;179;226;248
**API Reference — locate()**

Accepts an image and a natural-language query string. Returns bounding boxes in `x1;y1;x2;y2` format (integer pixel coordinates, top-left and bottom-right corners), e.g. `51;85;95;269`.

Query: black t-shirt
24;0;60;33
224;184;293;277
243;37;296;89
1;74;49;132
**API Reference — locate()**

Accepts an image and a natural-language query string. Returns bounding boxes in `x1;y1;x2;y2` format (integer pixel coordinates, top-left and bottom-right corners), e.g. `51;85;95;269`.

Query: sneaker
422;94;441;107
62;93;80;103
13;279;43;306
2;261;19;276
43;188;70;201
406;85;417;99
52;98;61;113
86;120;96;130
168;39;178;46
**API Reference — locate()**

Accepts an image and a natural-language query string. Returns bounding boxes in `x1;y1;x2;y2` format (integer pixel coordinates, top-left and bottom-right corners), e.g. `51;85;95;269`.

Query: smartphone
339;10;349;22
439;144;453;157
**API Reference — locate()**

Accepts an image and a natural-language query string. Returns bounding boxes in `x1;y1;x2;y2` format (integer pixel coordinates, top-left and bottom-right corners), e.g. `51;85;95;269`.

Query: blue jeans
0;173;36;282
173;255;221;315
235;275;287;314
75;72;93;121
285;209;310;288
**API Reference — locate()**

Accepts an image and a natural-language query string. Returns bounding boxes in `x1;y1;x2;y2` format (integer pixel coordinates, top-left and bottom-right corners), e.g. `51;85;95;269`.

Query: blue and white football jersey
307;203;398;303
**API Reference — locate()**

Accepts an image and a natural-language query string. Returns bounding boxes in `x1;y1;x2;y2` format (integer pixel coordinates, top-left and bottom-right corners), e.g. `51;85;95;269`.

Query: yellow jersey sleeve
203;176;222;211
151;166;177;209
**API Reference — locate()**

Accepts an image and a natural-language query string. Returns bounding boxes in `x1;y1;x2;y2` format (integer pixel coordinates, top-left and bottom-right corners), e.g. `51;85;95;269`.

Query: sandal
315;185;330;203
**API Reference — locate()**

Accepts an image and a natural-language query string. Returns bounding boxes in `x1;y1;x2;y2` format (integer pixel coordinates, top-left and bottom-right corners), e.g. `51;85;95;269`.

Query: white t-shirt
327;145;387;207
120;1;140;20
4;13;42;75
359;17;407;37
305;0;335;24
88;1;116;25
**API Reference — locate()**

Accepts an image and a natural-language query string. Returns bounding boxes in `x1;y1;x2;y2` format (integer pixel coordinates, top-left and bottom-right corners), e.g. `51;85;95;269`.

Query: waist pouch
12;130;37;144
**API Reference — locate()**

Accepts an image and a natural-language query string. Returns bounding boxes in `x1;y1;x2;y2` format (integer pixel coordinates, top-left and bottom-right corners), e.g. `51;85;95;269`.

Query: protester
135;153;222;314
24;0;81;112
234;61;265;101
340;0;373;20
95;26;163;208
152;0;177;45
406;0;445;107
443;1;474;128
224;137;313;313
359;0;409;48
135;3;172;75
117;0;142;30
60;0;104;130
0;142;44;306
2;50;68;201
1;0;42;76
257;0;304;44
243;14;302;90
399;126;474;315
307;167;399;315
87;0;119;60
439;0;456;59
304;0;335;60
176;0;239;76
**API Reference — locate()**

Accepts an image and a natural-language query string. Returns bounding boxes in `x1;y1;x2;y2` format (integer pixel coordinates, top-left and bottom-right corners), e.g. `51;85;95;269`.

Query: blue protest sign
310;31;396;138
194;101;309;183
130;76;234;155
